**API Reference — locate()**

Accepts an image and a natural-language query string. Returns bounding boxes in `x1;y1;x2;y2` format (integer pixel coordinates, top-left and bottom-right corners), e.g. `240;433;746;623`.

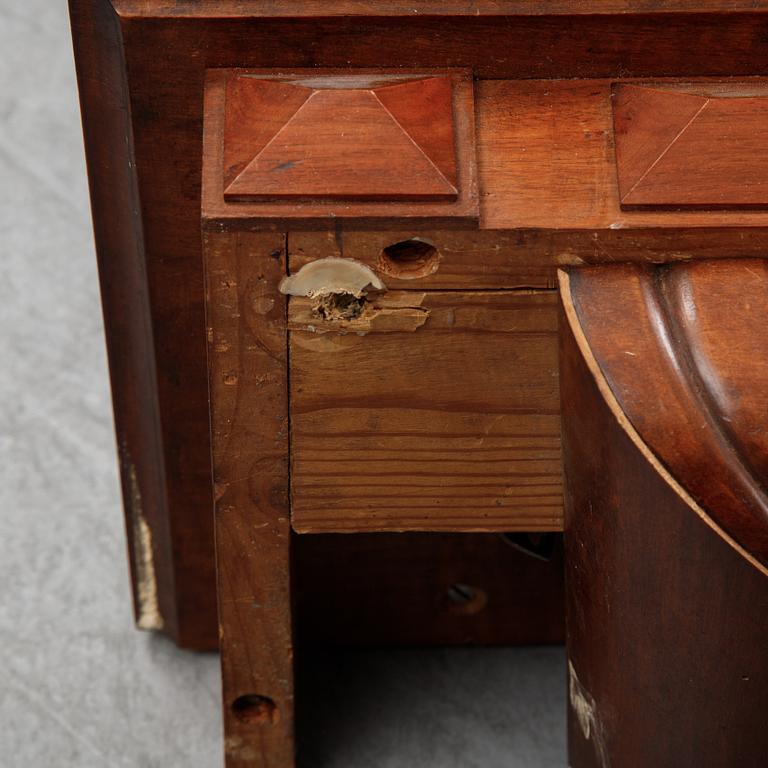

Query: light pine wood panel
289;291;562;532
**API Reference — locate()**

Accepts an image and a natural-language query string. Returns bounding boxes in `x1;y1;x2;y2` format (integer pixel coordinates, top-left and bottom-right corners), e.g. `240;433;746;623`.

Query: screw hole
377;238;441;280
444;583;488;616
231;694;278;725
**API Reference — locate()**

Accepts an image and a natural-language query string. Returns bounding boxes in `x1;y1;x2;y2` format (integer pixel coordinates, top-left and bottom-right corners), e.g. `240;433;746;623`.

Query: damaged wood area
289;291;431;334
281;255;434;332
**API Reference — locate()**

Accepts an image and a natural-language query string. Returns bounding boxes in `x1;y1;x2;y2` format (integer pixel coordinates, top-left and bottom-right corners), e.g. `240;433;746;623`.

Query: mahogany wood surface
560;261;768;767
477;78;768;230
205;230;295;768
208;75;768;229
288;228;768;291
224;75;458;200
112;1;768;17
565;259;768;571
69;0;186;639
613;83;768;208
289;291;562;533
204;69;477;224
70;2;768;648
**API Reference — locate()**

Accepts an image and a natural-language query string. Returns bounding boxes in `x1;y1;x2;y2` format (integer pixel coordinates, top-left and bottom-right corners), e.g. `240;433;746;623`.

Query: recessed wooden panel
612;83;768;208
289;291;562;533
204;69;478;223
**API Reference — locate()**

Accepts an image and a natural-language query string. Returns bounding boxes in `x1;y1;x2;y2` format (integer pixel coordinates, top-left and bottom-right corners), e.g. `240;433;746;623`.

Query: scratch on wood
126;463;164;631
569;660;609;767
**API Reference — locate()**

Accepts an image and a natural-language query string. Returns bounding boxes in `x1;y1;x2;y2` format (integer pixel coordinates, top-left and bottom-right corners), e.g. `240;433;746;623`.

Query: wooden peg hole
445;583;488;616
378;239;440;279
231;694;278;725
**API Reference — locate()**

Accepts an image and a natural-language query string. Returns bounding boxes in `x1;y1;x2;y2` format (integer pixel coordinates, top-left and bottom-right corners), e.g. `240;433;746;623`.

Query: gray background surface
0;2;566;765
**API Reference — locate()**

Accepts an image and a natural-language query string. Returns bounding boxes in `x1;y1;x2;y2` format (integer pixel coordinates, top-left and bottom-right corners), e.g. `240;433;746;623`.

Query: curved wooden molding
560;259;768;574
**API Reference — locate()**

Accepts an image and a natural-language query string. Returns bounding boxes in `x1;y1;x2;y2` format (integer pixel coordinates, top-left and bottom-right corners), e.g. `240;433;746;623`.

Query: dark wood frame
70;0;768;649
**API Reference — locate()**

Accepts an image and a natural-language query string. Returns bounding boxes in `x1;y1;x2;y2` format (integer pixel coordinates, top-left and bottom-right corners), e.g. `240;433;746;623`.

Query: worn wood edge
558;268;768;578
112;1;768;18
69;0;179;639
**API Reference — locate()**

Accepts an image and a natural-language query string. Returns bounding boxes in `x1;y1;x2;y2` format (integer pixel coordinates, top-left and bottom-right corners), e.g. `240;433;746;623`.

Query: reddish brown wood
68;0;186;639
564;259;768;569
223;77;313;191
376;75;459;187
560;260;768;767
224;74;458;201
477;78;768;230
288;228;768;291
205;230;295;768
204;69;477;223
70;2;768;650
613;83;768;208
112;1;768;16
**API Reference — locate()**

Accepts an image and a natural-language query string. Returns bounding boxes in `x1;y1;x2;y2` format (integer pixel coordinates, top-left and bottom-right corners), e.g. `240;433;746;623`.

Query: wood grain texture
289;291;562;532
289;227;768;291
614;83;768;207
560;265;768;768
71;4;768;648
204;69;477;224
112;1;768;17
477;78;768;229
224;74;458;201
68;0;186;640
205;231;295;768
563;259;768;571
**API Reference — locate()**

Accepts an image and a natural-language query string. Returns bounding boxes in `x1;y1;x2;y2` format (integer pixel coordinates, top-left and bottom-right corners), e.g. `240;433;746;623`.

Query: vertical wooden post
204;230;295;768
559;263;768;768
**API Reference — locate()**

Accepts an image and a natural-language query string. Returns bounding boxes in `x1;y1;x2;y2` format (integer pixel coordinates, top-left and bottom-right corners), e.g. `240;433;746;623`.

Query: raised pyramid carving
223;75;459;201
613;83;768;208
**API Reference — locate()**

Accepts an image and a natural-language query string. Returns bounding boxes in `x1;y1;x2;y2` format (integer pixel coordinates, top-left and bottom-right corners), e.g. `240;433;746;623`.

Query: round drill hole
377;238;441;280
445;583;488;616
231;694;278;725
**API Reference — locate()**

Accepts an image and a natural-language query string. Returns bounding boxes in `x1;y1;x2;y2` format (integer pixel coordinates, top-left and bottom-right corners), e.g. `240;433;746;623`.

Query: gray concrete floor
0;2;566;765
